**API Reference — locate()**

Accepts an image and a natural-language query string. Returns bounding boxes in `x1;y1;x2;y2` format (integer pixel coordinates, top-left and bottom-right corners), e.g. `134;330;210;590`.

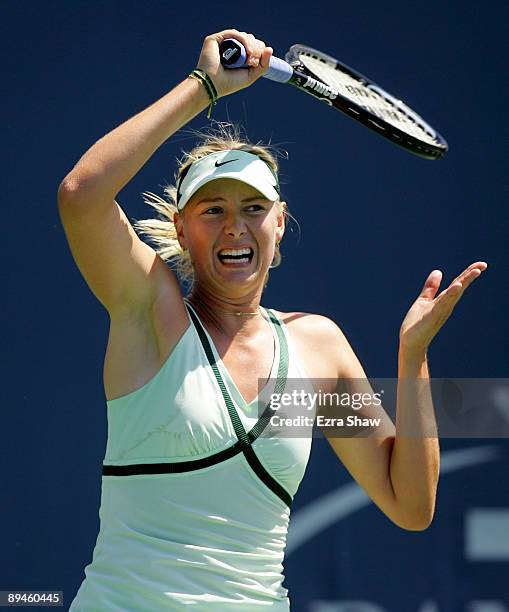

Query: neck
186;286;264;336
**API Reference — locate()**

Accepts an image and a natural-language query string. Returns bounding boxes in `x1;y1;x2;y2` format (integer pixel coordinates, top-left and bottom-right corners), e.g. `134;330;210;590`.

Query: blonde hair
133;121;293;290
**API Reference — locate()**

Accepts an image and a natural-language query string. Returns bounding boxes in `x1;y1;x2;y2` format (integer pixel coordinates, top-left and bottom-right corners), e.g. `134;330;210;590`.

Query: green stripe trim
187;306;250;446
102;301;294;509
186;301;293;508
103;441;243;475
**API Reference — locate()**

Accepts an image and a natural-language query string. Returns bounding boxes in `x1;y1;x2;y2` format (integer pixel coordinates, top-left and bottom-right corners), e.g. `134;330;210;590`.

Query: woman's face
175;178;285;295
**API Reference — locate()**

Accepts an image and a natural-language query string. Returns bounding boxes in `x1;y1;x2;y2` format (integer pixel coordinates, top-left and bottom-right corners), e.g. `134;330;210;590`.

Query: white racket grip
219;38;293;83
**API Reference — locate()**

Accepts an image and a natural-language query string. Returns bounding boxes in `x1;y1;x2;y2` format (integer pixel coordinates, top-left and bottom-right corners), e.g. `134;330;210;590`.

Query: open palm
400;261;488;355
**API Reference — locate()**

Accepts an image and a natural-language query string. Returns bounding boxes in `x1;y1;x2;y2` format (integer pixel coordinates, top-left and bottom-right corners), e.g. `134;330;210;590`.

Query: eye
203;206;222;215
245;204;265;212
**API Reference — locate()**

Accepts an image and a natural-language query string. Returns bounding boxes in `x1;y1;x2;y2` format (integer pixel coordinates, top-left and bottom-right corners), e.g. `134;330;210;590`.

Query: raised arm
57;29;273;316
321;262;487;530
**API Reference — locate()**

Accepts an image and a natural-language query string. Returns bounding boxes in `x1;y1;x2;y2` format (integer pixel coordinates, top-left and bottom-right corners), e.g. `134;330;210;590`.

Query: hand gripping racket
219;39;448;160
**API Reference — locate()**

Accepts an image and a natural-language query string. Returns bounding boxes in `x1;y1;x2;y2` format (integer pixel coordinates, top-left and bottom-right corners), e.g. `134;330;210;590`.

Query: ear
173;210;187;250
275;201;287;243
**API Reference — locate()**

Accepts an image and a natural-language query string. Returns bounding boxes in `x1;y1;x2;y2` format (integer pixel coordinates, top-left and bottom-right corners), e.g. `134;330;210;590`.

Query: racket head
285;44;448;160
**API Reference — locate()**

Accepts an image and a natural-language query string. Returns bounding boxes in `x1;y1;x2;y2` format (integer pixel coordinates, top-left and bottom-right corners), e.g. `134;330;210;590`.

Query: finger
210;28;242;42
211;29;259;60
245;34;266;67
253;37;266;55
458;266;483;291
436;279;462;301
245;46;272;84
469;261;488;271
462;261;488;288
453;261;488;286
437;261;488;300
240;32;260;66
254;38;266;65
255;46;273;75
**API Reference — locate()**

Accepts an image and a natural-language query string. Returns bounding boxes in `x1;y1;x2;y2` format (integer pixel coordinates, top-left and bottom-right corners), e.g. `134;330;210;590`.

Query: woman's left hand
399;261;488;356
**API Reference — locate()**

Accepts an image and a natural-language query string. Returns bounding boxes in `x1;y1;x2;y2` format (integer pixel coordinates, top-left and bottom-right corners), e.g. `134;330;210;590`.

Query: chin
214;261;265;287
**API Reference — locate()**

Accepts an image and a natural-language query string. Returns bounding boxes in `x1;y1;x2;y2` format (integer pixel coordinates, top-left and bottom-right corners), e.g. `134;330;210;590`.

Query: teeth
218;248;252;256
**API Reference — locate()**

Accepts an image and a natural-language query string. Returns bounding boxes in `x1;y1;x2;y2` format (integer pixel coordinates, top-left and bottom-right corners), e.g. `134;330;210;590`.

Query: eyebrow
196;196;270;205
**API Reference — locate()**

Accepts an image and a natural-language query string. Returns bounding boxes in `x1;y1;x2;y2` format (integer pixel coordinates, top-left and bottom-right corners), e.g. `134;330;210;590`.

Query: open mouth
217;247;254;265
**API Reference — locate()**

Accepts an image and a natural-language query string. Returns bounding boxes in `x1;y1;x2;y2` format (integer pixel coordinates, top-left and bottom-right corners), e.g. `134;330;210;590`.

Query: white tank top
69;301;315;611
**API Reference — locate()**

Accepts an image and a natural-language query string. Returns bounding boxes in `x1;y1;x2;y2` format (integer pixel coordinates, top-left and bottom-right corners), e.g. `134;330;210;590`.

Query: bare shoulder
269;309;348;379
271;309;346;343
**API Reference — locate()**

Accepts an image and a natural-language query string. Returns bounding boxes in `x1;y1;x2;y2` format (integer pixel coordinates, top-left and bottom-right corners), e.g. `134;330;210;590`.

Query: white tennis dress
69;300;315;611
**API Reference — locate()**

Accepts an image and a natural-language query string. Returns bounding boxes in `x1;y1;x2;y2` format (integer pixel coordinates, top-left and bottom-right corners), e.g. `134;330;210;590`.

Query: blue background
2;1;508;610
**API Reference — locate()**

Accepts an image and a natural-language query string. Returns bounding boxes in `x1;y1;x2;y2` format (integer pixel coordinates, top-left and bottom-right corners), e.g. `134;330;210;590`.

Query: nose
224;210;247;238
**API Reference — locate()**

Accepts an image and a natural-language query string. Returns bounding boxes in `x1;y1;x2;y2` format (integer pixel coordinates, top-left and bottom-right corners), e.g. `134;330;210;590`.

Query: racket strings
299;54;439;146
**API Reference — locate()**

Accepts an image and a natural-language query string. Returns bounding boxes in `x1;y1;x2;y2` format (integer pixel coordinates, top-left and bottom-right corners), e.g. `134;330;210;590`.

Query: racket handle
219;38;293;83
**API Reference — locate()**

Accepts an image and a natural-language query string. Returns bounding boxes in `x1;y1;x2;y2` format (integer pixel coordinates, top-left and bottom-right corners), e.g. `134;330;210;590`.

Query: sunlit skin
57;22;492;541
174;178;285;315
399;262;488;358
174;177;488;348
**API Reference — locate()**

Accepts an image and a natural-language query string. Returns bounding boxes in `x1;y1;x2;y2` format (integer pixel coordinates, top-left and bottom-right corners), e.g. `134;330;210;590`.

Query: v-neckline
185;301;280;409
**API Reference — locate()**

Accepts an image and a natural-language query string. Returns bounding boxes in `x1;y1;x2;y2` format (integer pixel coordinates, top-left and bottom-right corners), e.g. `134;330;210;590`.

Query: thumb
419;269;442;300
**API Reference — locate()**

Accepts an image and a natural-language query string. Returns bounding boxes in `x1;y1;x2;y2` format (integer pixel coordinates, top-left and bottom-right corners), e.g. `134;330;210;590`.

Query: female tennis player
59;29;487;610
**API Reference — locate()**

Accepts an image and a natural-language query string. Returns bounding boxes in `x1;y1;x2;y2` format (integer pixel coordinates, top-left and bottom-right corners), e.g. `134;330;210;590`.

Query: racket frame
284;44;448;160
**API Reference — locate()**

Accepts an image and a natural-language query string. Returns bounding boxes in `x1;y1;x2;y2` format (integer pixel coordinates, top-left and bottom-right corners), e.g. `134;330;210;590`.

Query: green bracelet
189;69;218;118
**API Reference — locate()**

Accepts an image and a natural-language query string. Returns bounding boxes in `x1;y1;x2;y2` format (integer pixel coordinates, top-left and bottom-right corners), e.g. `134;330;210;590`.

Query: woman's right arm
57;29;272;316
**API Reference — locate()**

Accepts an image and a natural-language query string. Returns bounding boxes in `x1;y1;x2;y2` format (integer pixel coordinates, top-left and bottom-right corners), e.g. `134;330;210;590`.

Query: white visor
176;150;280;211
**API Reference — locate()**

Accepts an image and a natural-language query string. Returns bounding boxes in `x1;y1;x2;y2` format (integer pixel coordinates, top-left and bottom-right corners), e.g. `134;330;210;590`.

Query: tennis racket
219;39;448;160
